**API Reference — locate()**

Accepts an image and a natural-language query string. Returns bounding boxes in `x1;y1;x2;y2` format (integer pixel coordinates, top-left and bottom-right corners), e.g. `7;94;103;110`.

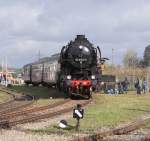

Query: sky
0;0;150;68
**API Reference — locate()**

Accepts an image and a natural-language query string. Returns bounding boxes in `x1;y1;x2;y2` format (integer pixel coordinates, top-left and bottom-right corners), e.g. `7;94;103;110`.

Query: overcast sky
0;0;150;68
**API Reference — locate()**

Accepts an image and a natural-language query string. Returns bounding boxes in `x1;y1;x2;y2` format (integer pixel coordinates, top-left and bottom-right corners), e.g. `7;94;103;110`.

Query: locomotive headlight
84;47;89;53
67;75;71;80
79;45;83;50
91;75;96;80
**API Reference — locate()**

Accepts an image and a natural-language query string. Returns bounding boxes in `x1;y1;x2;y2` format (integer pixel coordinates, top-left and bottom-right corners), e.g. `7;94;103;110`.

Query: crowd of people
96;77;149;95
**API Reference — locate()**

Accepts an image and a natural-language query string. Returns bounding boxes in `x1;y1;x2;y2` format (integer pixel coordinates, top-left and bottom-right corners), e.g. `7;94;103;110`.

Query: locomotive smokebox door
73;104;84;119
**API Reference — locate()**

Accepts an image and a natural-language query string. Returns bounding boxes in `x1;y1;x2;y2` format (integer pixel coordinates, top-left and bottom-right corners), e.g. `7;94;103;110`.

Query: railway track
0;87;91;128
0;88;16;108
0;99;71;119
71;115;150;141
0;100;34;116
0;87;34;120
0;99;91;128
1;87;149;141
93;134;150;141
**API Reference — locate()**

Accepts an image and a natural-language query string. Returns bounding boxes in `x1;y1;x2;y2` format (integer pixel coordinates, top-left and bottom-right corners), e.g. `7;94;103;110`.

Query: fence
103;67;150;91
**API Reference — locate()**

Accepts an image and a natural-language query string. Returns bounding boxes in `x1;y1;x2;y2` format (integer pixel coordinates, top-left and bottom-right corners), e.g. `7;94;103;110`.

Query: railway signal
73;104;84;131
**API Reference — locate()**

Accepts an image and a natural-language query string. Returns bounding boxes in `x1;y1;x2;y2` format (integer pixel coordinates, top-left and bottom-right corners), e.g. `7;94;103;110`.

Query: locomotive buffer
73;104;84;131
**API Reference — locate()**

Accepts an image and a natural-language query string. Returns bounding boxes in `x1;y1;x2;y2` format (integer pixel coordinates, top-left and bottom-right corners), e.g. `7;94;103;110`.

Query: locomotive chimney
76;35;85;40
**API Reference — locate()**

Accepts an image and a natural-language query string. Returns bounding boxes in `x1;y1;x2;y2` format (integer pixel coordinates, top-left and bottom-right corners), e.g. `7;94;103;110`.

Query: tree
123;49;139;68
138;59;147;68
144;45;150;67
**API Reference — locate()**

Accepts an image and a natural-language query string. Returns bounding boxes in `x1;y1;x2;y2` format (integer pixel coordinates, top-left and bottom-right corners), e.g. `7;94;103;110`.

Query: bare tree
123;49;139;68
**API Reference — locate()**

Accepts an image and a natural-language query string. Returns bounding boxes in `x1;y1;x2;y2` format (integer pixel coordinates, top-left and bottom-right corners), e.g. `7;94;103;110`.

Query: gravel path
0;112;73;141
1;113;150;141
0;129;71;141
16;112;72;130
0;104;77;141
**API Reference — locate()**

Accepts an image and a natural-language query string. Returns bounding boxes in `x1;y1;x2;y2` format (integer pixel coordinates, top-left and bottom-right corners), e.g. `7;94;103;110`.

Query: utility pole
112;48;114;68
5;57;8;87
147;68;150;92
38;50;41;61
1;61;3;73
1;61;3;85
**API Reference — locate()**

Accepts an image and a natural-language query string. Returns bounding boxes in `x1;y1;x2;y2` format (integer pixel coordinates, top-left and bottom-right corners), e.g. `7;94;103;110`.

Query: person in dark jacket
135;78;141;95
123;77;129;94
118;82;123;94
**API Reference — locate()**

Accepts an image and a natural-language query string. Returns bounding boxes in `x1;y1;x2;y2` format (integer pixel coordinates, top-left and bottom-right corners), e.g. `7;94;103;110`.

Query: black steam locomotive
23;35;112;98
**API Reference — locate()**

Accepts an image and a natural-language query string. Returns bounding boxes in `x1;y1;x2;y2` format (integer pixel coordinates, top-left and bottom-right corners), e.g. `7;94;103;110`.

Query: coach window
25;68;26;74
49;73;51;80
46;67;48;72
38;65;40;70
45;67;48;77
44;65;46;72
54;66;56;71
27;68;29;74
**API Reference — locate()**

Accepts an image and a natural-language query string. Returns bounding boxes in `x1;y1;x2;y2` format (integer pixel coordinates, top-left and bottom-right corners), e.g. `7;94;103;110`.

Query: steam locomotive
23;35;111;98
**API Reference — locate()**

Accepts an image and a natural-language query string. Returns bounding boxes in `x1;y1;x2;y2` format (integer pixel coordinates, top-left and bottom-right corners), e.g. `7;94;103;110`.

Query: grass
10;86;64;106
0;91;12;103
29;91;150;135
142;120;150;131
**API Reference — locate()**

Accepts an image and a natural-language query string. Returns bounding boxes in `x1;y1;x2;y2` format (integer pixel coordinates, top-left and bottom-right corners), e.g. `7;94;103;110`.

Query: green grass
29;92;150;135
10;86;64;106
142;120;150;131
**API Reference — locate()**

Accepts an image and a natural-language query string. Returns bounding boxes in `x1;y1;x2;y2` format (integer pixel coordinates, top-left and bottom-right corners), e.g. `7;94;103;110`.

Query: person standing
124;77;129;94
142;78;147;94
135;78;141;95
118;82;123;94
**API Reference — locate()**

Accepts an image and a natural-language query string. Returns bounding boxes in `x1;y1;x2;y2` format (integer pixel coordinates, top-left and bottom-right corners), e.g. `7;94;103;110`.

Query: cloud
0;0;149;67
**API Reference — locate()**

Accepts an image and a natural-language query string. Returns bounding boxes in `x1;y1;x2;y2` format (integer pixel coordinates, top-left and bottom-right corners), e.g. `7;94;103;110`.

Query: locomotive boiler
23;35;108;98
